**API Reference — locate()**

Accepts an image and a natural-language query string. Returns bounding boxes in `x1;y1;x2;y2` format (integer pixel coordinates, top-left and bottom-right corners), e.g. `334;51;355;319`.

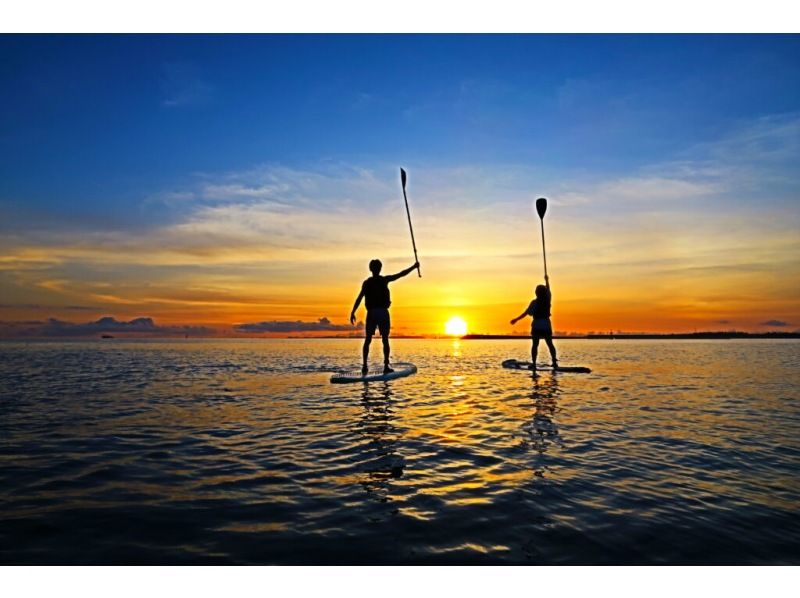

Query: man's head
369;259;382;275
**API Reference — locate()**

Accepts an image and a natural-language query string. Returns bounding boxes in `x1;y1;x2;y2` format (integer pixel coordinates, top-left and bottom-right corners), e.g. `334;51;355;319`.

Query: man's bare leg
362;335;372;375
382;335;393;373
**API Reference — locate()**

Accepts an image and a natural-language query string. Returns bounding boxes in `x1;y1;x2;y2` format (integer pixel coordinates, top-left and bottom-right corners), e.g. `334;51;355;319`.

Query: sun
444;316;468;337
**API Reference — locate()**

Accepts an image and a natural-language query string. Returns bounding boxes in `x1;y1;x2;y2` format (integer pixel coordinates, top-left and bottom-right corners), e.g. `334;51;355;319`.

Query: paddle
400;168;421;277
536;197;548;279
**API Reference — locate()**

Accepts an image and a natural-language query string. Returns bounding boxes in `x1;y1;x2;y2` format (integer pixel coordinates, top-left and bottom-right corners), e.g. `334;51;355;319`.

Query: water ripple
1;338;799;564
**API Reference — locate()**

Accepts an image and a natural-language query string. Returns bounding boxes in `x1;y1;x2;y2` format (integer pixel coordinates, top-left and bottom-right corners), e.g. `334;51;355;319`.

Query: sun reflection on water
3;339;799;564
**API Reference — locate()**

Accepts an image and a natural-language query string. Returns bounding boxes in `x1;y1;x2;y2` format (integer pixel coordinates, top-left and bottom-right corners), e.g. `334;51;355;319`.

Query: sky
1;34;799;336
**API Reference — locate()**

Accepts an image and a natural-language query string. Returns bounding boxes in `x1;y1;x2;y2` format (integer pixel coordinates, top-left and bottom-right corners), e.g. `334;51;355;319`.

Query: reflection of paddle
400;168;421;277
536;197;548;279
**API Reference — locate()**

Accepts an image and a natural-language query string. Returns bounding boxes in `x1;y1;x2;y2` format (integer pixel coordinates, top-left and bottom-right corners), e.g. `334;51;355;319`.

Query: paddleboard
330;362;417;384
502;359;591;373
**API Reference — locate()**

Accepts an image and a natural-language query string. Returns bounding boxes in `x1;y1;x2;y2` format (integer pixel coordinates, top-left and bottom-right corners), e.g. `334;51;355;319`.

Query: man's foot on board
527;364;537;371
383;364;394;374
361;365;368;377
551;361;559;369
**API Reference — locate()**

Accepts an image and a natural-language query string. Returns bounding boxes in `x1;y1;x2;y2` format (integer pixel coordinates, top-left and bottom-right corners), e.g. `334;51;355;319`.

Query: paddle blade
400;167;407;190
536;197;548;219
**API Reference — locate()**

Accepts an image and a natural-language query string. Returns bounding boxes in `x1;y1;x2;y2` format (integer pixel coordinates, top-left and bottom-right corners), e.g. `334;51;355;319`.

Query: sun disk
445;316;468;337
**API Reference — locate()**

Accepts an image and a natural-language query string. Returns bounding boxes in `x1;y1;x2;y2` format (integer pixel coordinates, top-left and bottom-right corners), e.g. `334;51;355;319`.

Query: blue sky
1;35;798;334
2;35;798;217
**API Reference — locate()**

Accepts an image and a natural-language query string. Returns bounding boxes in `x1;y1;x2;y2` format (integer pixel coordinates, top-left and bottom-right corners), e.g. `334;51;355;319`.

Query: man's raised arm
385;261;420;282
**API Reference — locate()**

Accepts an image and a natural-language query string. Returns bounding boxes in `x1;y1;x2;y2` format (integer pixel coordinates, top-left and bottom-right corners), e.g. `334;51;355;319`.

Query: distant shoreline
1;332;798;341
460;332;800;340
318;332;800;340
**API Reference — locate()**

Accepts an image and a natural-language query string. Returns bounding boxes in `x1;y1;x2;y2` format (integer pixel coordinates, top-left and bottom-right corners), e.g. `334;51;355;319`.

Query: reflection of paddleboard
330;362;417;384
502;359;591;374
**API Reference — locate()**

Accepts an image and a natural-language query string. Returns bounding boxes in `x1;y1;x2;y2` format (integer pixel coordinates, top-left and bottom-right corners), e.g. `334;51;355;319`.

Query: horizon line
2;331;799;341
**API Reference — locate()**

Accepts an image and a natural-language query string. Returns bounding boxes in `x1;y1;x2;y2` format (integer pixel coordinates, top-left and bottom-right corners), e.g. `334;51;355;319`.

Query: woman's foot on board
383;364;394;374
361;365;368;377
551;360;559;369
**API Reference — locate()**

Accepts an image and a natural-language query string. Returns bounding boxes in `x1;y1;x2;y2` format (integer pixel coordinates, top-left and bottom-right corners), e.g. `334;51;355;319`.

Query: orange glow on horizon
1;217;798;336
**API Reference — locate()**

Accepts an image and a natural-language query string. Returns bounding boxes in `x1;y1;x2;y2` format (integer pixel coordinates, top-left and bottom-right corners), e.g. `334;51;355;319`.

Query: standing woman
510;274;558;369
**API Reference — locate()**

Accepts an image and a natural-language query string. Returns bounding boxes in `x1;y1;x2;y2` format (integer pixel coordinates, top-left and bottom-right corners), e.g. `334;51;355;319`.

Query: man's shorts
531;318;553;339
365;308;391;337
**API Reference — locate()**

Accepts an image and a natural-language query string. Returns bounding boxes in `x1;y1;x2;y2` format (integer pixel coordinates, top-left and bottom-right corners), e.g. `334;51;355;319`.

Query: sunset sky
1;34;799;336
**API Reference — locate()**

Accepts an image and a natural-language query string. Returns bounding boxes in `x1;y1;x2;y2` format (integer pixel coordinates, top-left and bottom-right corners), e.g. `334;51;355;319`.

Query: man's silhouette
350;259;419;375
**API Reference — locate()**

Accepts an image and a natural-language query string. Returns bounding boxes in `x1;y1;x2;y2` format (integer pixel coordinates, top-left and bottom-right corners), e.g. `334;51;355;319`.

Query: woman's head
535;284;548;299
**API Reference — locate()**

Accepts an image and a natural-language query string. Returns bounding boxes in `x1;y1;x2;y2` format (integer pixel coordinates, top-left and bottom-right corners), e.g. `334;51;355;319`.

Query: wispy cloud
0;303;95;311
1;112;798;333
235;317;361;333
556;175;721;208
352;92;375;110
161;62;213;108
696;113;800;166
0;316;215;337
760;319;791;327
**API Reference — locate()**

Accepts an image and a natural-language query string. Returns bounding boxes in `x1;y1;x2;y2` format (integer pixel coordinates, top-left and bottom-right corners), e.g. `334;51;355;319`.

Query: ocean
1;338;798;564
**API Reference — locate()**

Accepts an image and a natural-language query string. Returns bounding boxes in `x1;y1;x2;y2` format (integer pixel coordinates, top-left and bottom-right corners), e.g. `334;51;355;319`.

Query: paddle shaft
539;217;548;279
401;172;421;277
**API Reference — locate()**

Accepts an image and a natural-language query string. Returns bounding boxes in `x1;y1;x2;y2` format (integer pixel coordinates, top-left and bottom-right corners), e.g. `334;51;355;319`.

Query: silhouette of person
350;259;419;375
510;274;558;370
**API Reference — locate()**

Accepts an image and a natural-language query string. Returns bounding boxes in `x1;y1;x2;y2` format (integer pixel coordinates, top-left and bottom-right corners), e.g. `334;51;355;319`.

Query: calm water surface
1;339;799;564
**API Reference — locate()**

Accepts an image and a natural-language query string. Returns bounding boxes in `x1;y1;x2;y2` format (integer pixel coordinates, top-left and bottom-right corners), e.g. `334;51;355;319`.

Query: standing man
350;259;420;375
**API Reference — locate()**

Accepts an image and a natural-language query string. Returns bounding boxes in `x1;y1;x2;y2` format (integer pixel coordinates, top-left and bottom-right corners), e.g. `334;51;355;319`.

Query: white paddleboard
330;362;417;384
502;359;591;373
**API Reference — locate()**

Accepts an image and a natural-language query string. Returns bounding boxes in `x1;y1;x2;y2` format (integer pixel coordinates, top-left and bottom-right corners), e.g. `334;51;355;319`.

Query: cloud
665;113;800;199
0;303;95;311
235;317;361;333
760;319;791;327
142;190;197;207
0;316;215;337
352;91;375;109
161;62;213;107
1;112;798;337
700;113;800;166
45;316;161;334
0;303;44;309
201;183;291;203
191;163;390;209
5;116;798;265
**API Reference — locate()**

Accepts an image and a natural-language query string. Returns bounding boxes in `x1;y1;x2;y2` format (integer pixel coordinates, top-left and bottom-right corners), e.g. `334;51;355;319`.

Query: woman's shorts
531;319;553;339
